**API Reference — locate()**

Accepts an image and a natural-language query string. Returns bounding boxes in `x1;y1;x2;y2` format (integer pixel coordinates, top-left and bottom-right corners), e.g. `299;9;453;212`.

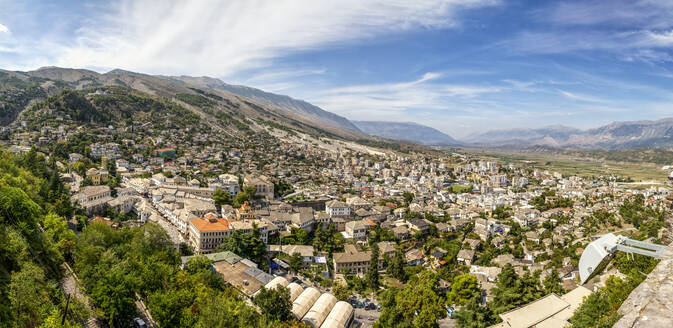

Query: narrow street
61;262;101;328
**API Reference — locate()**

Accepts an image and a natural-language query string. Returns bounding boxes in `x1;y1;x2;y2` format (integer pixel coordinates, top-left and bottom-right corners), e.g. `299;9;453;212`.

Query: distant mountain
167;76;362;133
465;125;581;148
465;119;673;149
354;121;460;145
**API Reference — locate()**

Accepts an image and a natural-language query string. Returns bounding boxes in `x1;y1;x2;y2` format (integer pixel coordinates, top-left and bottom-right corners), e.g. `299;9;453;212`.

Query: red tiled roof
190;217;234;232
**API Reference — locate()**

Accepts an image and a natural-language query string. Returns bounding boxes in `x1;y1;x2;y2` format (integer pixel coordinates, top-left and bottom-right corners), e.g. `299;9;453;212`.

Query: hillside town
4;107;671;327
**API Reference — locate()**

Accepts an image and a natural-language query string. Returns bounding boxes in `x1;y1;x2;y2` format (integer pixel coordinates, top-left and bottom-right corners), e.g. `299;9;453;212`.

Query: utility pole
61;293;71;325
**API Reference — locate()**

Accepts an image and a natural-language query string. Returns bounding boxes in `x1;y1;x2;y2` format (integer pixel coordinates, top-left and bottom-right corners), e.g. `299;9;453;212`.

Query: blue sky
2;0;673;138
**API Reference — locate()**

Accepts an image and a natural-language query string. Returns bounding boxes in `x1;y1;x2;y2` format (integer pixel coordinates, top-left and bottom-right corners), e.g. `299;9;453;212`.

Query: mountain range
3;66;673;151
354;121;460;145
465;119;673;150
166;76;362;133
0;66;367;142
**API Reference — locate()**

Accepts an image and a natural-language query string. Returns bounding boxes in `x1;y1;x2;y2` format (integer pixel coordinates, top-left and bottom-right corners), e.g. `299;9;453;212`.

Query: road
61;263;101;328
353;308;380;328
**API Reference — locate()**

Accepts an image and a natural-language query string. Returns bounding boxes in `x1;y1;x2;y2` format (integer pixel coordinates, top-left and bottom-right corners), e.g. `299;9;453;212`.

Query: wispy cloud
557;89;609;104
310;72;507;121
505;1;673;63
0;23;8;34
4;0;499;75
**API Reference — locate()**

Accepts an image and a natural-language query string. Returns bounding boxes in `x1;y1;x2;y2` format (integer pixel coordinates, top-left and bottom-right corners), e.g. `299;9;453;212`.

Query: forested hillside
0;148;306;328
0;148;82;327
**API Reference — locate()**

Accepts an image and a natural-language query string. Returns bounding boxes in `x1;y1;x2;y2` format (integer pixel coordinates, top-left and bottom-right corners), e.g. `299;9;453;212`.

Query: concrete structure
292;287;321;319
71;185;112;215
244;175;274;200
302;293;337;327
188;214;233;254
614;242;673;328
326;200;350;217
491;286;591;328
320;301;354;328
579;233;667;284
287;282;304;302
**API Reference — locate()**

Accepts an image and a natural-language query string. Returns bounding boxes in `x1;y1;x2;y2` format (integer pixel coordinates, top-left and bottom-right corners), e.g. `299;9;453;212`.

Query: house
525;231;541;243
325;200;351;217
469;266;502;282
344;220;369;241
268;244;315;268
291;208;315;233
68;153;84;164
392;225;410;241
188;214;234;254
107;196;140;214
407;218;430;234
71;185;112;216
405;248;424;266
333;245;383;275
456;249;476;266
217;173;241;196
86;167;109;185
244;175;274;200
346;196;371;210
435;222;450;234
378;241;397;259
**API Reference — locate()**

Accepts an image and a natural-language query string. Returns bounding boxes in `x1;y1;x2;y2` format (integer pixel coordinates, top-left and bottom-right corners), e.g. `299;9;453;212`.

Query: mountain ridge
353;120;460;145
166;75;362;133
465;118;673;149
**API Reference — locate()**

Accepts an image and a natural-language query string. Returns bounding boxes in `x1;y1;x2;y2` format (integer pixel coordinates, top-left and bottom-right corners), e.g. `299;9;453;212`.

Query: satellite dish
578;233;667;285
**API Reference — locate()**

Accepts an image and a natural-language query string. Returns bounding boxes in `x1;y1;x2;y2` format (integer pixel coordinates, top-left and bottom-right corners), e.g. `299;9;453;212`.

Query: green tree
454;296;497;328
387;248;407;282
253;286;292;322
184;255;213;274
366;243;380;290
542;269;564;295
447;274;480;306
89;265;136;325
333;283;351;301
403;191;414;204
213;188;231;209
289;252;303;272
375;271;446;328
42;213;76;260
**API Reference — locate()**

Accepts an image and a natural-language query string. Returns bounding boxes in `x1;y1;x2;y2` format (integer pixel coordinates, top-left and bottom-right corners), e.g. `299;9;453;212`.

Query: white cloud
34;0;498;77
644;30;673;47
0;23;8;33
310;72;504;120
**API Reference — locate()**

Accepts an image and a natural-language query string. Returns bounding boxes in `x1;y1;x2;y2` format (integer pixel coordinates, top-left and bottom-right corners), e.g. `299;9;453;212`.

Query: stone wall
613;244;673;328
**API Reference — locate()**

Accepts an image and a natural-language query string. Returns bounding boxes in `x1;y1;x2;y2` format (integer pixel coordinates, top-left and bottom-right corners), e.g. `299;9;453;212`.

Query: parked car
133;318;147;328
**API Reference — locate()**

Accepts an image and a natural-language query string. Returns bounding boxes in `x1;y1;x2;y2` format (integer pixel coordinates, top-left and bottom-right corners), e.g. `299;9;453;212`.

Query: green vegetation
530;190;574;211
619;194;665;238
0;74;49;124
175;93;216;108
375;271;447;328
24;87;201;131
449;184;473;194
216;225;268;266
253;286;293;322
213;187;231;208
366;243;380;290
0;148;86;327
570;251;658;328
465;148;668;181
